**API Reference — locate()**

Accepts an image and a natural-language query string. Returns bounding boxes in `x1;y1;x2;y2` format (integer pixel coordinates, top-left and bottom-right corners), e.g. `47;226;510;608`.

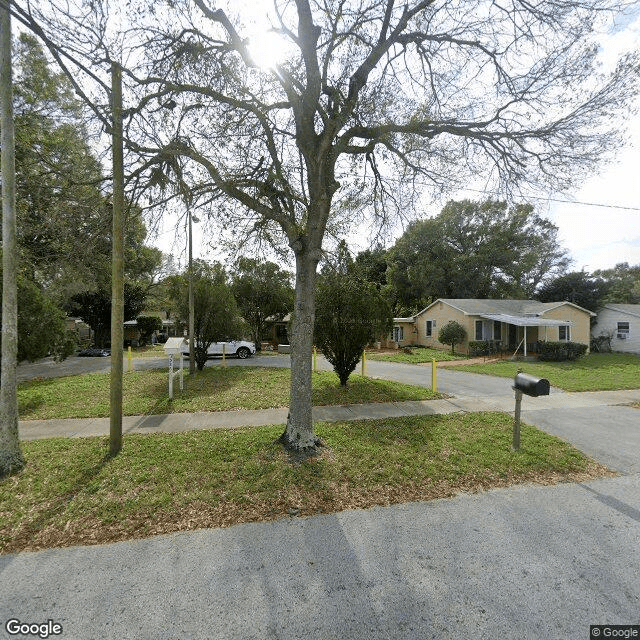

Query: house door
508;324;517;349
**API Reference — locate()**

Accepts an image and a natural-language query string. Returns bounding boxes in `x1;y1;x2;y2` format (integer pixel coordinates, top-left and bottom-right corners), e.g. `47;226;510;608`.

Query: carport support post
513;387;523;452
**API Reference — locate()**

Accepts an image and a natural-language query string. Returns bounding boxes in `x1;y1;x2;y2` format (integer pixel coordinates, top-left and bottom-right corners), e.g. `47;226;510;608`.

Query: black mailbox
513;372;550;397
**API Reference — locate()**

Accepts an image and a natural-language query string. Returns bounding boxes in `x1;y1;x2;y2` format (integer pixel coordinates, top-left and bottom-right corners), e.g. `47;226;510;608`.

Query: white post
180;354;184;391
168;354;174;399
524;326;528;357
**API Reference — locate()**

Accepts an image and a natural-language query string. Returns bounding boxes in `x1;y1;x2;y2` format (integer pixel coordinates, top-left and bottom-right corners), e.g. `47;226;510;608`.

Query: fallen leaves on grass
2;457;613;555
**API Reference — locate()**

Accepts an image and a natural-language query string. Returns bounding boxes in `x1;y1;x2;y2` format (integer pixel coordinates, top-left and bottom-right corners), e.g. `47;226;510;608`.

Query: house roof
601;304;640;319
417;298;595;317
478;313;573;327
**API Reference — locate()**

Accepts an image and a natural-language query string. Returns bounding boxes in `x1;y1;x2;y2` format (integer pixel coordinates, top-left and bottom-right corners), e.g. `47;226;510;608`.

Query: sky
512;6;640;273
150;2;640;275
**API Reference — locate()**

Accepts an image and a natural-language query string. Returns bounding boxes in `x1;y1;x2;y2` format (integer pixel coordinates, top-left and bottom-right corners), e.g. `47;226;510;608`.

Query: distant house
391;298;594;356
264;313;291;347
123;312;179;346
65;317;92;345
592;304;640;354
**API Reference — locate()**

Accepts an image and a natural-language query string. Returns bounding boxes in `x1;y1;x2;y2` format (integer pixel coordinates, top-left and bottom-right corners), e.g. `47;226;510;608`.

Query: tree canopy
12;33;106;292
64;283;148;348
536;271;610;312
593;263;640;305
176;264;245;371
387;199;570;311
0;273;76;363
8;33;163;300
231;257;293;349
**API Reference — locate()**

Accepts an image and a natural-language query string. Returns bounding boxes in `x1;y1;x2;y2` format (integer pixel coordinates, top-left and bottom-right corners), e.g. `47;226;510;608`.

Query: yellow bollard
222;342;226;366
432;358;437;392
313;347;317;372
361;350;367;377
127;346;132;372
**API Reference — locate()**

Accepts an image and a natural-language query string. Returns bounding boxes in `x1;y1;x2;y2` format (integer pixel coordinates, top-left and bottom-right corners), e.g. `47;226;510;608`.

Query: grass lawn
454;353;640;392
0;413;612;554
128;344;165;358
18;367;441;421
366;347;466;364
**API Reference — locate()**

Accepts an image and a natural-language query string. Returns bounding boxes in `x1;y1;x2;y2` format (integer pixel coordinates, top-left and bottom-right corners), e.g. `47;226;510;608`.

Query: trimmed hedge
469;340;489;356
538;341;588;361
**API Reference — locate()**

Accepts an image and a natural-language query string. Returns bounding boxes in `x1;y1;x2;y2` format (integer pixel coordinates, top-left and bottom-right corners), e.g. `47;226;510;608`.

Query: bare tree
9;0;639;453
0;3;25;477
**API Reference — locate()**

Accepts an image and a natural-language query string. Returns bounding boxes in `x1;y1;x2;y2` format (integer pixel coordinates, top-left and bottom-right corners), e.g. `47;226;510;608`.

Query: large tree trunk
0;5;25;477
280;247;322;452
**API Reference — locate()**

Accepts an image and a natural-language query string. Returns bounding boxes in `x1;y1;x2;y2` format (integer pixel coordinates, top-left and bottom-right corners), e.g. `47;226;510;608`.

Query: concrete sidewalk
19;388;640;441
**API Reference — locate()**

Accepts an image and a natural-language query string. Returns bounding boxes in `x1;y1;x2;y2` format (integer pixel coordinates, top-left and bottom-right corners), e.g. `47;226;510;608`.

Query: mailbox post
163;338;187;399
512;372;550;451
513;386;523;451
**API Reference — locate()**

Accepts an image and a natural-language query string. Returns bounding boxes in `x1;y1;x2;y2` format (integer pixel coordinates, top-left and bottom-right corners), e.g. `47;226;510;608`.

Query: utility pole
109;61;124;456
0;4;25;477
188;208;195;375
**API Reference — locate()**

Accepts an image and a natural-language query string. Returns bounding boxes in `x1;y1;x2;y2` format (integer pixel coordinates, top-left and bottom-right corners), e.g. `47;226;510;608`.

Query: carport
478;314;574;357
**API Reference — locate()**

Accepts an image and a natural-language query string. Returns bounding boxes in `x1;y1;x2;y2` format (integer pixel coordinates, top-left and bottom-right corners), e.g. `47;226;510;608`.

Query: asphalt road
17;352;525;398
6;352;640;639
2;475;638;640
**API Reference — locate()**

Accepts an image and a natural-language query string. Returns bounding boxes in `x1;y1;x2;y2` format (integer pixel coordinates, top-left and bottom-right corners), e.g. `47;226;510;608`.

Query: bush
315;273;392;386
538;341;588;361
468;340;489;357
591;333;612;353
136;316;163;345
438;321;467;354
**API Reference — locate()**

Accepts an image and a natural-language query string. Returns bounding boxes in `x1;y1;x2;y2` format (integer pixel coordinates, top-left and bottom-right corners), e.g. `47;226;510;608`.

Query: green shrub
438;321;467;355
539;341;588;361
315;272;392;386
136;316;163;346
468;340;489;357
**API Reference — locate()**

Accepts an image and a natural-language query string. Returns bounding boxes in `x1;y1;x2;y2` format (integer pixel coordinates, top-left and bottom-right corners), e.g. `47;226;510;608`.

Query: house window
617;322;630;339
475;320;483;340
559;325;571;341
493;321;502;341
426;320;434;337
394;326;404;342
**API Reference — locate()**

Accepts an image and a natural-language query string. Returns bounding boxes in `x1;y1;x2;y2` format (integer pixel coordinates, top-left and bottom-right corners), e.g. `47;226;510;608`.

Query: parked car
182;340;256;359
77;347;111;357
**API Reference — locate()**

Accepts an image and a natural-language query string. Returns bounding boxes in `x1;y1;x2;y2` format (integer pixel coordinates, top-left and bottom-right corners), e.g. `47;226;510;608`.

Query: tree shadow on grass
8;447;117;550
127;365;277;418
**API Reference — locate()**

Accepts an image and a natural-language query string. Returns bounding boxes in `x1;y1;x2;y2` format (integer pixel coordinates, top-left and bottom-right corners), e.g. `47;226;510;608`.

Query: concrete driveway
522;405;640;475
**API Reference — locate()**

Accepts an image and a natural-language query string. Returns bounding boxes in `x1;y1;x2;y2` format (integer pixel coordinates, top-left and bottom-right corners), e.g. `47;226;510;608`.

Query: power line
337;173;640;211
461;188;640;211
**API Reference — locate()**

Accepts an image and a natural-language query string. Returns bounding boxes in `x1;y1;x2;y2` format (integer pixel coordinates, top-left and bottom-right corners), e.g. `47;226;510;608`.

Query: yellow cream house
392;299;594;356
